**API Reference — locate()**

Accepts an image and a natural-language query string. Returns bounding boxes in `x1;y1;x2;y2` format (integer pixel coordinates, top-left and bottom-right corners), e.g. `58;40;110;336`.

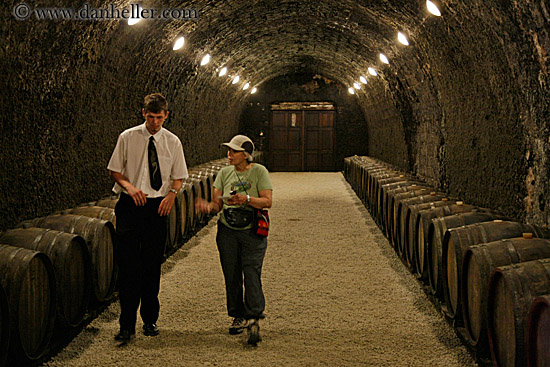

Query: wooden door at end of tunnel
269;106;335;172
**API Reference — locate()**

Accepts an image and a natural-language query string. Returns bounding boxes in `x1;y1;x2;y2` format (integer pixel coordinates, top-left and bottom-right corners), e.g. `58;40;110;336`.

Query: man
107;93;188;342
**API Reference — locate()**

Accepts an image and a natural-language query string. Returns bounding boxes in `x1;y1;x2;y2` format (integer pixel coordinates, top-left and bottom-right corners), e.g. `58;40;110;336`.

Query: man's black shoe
114;329;134;341
143;323;159;336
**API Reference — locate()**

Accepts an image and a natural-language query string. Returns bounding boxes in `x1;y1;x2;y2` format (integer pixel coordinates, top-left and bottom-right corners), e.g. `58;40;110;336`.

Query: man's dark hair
143;93;168;113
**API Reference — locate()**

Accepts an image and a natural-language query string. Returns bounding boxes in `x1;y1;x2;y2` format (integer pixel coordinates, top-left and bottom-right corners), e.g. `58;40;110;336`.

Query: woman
196;134;273;345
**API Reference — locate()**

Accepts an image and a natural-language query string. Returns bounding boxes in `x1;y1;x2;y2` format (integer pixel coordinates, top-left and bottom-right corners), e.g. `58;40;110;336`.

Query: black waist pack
224;208;254;228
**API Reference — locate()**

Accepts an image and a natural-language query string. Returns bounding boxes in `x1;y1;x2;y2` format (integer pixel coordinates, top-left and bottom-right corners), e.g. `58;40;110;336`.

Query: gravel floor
43;172;477;367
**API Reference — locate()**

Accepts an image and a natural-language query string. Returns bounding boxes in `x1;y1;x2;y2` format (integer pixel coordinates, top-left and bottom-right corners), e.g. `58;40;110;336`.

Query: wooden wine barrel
368;171;402;213
182;177;203;231
373;175;409;226
396;192;447;261
427;211;506;298
404;199;457;276
67;206;116;228
93;196;119;209
364;166;391;197
362;163;390;205
343;157;353;181
443;221;550;320
164;193;180;257
414;202;478;281
0;283;9;367
189;172;213;203
0;227;91;327
384;184;431;244
0;245;56;361
392;188;436;250
527;294;550;367
359;164;374;202
20;214;116;303
381;181;426;238
462;236;550;349
488;259;550;367
176;183;194;239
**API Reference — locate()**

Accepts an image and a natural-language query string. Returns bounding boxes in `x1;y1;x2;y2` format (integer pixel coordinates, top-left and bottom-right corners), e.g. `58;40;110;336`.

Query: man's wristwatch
169;189;178;195
246;194;250;203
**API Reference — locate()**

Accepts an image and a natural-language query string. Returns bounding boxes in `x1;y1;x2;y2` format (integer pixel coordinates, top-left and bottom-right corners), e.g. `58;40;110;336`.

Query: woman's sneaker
247;319;261;345
229;318;247;335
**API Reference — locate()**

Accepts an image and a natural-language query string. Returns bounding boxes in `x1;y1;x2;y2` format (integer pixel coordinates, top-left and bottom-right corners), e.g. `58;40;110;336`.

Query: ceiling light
251;87;257;94
128;5;141;25
200;54;210;66
173;37;185;51
368;67;377;76
232;75;240;84
218;67;227;77
348;87;355;94
426;0;441;16
380;53;389;64
353;82;361;90
360;76;367;84
398;32;409;46
243;83;250;90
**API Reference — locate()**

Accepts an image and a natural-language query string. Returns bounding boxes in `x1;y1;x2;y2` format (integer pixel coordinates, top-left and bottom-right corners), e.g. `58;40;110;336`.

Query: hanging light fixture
200;54;211;66
368;67;377;76
360;76;368;84
379;53;389;64
353;82;361;90
243;83;250;90
348;87;355;94
426;0;441;16
173;37;185;51
232;75;240;84
218;67;227;77
251;87;257;94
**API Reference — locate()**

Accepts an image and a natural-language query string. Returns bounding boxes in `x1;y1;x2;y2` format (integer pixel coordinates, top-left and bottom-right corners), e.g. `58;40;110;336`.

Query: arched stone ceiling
162;0;426;93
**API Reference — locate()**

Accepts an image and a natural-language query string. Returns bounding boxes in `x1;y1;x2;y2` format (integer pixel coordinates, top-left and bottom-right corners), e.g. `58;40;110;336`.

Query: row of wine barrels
442;220;550;321
0;245;56;362
79;197;180;260
488;258;550;367
0;283;9;367
0;227;91;327
527;294;550;367
19;214;116;303
343;155;550;367
461;236;550;350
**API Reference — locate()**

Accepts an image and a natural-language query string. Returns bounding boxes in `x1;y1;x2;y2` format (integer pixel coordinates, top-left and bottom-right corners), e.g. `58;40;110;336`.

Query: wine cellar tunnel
1;0;550;366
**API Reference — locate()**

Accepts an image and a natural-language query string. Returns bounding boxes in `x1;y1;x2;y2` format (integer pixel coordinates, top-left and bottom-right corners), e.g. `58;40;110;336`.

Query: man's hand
158;192;176;216
127;186;148;206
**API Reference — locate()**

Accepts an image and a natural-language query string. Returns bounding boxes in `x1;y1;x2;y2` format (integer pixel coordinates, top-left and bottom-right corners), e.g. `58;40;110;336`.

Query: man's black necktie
148;136;162;191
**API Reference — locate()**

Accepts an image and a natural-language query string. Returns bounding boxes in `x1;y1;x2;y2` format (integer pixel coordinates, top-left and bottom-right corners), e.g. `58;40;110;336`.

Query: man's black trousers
115;193;166;332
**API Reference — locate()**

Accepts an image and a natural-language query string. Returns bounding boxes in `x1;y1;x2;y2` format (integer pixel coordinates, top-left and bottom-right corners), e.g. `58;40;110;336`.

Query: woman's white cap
222;135;254;155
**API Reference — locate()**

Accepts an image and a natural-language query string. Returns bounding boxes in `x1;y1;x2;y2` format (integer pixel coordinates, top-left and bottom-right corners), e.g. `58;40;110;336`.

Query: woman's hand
195;198;212;214
226;193;248;206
